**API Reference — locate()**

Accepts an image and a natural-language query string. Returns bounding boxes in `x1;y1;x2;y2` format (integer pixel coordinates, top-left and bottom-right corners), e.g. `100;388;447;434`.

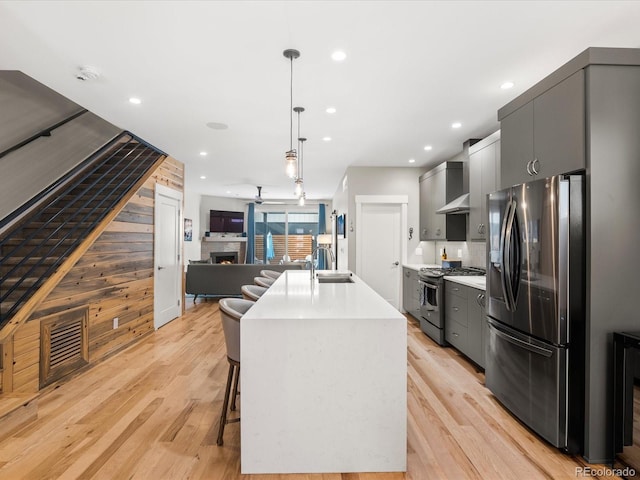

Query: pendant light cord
290;57;294;151
297;109;301;176
300;139;304;179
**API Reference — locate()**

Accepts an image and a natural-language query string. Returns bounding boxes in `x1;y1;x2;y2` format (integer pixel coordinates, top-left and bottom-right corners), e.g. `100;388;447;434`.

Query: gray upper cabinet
500;69;585;189
469;131;500;240
419;162;465;241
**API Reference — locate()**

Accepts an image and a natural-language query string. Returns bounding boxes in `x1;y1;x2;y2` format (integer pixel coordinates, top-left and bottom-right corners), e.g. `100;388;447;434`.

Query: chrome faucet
310;246;335;279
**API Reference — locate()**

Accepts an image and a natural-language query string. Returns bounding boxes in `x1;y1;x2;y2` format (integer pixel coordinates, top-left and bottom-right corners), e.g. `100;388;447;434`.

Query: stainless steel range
418;266;485;345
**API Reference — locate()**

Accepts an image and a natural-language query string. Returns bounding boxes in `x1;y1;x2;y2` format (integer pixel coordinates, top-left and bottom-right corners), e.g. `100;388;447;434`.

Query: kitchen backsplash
416;240;486;268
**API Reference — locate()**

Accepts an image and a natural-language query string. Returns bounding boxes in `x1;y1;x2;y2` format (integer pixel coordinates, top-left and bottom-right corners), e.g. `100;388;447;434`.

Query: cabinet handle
481;224;486;234
531;158;540;175
405;271;410;277
526;160;534;176
436;228;441;236
453;307;459;311
478;293;486;307
452;332;459;337
453;287;459;292
422;228;427;236
477;224;482;234
477;293;483;306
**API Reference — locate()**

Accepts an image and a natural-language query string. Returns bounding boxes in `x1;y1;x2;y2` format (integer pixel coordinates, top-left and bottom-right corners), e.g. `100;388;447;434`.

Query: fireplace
210;251;239;264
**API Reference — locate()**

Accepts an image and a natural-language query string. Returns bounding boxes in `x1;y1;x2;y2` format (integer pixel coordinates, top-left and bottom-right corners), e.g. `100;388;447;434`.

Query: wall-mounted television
209;210;244;233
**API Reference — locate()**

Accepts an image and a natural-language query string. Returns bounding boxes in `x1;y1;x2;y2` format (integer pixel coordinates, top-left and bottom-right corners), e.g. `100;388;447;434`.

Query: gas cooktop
419;266;486;278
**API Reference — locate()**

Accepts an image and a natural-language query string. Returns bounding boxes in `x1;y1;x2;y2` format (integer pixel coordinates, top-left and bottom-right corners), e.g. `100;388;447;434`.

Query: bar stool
260;269;282;280
254;276;275;288
217;297;255;446
241;284;267;301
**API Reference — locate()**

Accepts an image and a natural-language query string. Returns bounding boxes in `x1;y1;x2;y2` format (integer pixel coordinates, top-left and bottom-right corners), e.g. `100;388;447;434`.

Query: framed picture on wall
184;218;193;241
337;214;346;238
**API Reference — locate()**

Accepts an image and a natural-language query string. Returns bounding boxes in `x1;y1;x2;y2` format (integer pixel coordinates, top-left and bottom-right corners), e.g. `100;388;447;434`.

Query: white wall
337;166;427;271
332;174;349;269
183;187;202;263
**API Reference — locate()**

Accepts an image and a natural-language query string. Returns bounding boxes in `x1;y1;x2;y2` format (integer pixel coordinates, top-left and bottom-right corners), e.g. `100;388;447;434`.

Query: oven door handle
419;280;439;291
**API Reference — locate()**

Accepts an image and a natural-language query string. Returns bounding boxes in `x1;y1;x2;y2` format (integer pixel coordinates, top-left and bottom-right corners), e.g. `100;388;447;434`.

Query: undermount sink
315;272;355;283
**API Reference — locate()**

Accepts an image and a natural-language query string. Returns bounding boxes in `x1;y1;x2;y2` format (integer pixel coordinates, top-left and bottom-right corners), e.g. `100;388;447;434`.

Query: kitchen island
240;270;407;474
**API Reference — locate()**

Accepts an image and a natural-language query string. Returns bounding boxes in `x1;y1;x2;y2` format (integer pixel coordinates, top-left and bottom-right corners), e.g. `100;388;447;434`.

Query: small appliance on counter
442;259;462;268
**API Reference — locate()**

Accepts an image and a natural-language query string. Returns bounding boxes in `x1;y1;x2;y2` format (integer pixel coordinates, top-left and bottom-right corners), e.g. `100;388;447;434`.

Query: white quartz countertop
402;263;439;271
243;270;405;321
444;275;486;290
241;268;407;474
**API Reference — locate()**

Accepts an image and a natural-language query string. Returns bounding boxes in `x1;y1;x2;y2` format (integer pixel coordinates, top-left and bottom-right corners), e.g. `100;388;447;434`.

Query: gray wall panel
584;64;640;462
0;112;121;219
0;71;84;153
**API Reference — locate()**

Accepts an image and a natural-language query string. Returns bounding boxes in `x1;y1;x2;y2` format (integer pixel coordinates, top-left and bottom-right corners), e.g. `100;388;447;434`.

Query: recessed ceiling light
331;50;347;62
323;136;332;142
501;81;515;89
129;97;141;105
326;107;337;114
408;159;416;164
199;151;207;156
451;122;462;129
226;190;231;194
424;145;433;151
200;175;206;179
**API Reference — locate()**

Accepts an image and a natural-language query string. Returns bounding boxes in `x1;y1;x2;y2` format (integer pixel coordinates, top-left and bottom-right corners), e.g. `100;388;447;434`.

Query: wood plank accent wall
5;156;184;394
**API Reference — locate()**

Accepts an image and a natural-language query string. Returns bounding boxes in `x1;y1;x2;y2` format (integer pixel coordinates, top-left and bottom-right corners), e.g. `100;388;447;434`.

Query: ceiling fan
254;186;285;205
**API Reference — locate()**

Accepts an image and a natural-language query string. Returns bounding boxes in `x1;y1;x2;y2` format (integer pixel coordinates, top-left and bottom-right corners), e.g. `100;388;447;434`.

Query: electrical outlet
113;317;119;329
457;249;462;258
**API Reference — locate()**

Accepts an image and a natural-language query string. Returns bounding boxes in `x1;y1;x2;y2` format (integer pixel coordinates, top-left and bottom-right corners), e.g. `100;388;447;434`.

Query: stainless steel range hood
436;192;470;214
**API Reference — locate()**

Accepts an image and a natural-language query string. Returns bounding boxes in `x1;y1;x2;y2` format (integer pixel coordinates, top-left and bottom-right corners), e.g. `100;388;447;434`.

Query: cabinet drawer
446;281;467;299
446;319;468;352
446;292;467;326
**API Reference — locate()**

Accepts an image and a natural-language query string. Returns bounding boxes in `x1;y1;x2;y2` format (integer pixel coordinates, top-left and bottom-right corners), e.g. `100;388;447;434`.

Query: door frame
355;195;408;306
154;183;183;329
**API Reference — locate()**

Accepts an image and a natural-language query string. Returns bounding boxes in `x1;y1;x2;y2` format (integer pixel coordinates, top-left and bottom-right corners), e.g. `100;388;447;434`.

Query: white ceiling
1;1;639;203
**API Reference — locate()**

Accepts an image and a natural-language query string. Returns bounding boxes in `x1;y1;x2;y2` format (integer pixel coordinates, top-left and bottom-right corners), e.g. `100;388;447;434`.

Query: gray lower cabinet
500;69;585;189
445;280;486;368
402;268;421;320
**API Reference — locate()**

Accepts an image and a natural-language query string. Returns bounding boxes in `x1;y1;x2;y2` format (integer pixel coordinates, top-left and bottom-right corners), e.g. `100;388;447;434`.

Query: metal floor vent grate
40;306;88;388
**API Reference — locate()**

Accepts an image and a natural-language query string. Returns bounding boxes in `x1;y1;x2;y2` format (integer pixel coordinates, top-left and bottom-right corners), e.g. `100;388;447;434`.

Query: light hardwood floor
0;300;630;479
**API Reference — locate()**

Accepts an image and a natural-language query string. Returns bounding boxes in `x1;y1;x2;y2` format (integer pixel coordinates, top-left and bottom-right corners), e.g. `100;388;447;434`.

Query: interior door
154;184;182;329
358;202;402;308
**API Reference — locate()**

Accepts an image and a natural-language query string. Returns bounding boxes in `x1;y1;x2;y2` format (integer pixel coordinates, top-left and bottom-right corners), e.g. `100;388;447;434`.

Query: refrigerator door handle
503;200;518;311
510;203;521;306
488;321;553;358
499;200;512;310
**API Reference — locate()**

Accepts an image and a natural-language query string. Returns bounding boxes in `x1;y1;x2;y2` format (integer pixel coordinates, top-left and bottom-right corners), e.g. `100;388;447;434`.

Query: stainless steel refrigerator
485;174;585;454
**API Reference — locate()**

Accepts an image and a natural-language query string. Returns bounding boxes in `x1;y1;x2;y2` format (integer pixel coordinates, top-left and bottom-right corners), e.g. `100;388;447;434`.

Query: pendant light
296;136;306;199
293;106;305;197
283;49;300;178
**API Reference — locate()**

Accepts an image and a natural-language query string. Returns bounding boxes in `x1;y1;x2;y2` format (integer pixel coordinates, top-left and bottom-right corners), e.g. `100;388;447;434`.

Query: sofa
185;263;305;301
